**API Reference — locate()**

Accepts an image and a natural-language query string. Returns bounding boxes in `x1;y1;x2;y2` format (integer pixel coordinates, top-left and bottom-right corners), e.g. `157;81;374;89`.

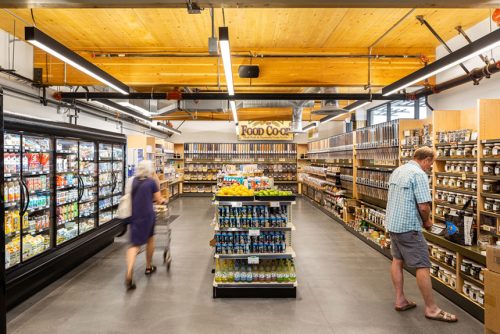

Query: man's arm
418;202;432;230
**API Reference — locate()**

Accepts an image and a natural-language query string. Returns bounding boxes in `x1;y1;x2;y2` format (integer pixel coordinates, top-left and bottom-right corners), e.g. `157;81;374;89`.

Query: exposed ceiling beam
0;0;495;8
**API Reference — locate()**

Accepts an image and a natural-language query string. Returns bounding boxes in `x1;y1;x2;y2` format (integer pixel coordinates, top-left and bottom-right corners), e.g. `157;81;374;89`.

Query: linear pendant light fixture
25;27;129;95
382;28;500;96
302;121;319;131
229;100;239;135
219;27;235;96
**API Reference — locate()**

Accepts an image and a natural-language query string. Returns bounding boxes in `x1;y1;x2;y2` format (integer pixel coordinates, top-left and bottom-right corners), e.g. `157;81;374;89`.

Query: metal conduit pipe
414;60;500;98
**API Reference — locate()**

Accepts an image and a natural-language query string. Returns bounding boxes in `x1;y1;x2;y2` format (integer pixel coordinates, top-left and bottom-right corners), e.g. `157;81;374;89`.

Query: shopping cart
154;204;172;271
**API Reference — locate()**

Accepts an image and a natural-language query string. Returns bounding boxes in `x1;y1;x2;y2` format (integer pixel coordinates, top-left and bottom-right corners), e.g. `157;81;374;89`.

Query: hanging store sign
238;121;293;141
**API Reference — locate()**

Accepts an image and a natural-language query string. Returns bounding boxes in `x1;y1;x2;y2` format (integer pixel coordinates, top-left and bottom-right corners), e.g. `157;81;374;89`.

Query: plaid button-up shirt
386;160;432;233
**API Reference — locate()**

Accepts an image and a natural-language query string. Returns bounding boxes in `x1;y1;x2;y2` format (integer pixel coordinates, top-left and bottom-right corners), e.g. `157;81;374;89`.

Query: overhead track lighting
302;121;319;131
155;121;182;135
25;27;129;95
117;101;150;115
92;99;149;121
382;28;500;96
219;27;235;96
345;100;371;111
229;100;239;134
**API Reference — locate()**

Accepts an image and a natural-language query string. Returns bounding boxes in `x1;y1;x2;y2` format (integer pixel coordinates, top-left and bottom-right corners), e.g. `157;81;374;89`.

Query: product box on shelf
486;245;500;274
484;270;500;334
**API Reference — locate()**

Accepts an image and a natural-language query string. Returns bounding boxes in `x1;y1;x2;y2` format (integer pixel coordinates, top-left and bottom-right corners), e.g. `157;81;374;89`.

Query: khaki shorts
390;231;431;268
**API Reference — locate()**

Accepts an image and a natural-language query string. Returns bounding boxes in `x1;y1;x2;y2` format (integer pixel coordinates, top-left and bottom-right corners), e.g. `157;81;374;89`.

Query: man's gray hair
413;146;435;161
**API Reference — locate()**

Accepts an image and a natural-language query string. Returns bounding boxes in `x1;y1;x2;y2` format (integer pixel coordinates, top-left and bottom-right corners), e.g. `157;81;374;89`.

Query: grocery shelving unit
182;143;298;195
212;199;297;298
301;108;500;321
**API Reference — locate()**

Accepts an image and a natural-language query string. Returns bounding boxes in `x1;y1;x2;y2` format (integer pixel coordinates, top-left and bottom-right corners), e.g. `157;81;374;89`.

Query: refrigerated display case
3;114;126;309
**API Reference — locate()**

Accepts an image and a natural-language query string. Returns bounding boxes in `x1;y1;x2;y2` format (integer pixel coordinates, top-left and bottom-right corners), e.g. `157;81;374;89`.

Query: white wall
430;18;500;110
0;29;33;80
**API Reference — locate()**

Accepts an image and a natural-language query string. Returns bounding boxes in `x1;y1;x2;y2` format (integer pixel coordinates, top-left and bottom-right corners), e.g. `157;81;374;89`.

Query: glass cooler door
4;131;22;269
98;143;113;224
55;139;79;245
21;134;53;260
78;141;97;234
112;144;124;219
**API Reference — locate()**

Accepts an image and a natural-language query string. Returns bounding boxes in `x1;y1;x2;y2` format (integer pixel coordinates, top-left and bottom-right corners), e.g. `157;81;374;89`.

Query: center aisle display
302;100;500;322
212;173;297;298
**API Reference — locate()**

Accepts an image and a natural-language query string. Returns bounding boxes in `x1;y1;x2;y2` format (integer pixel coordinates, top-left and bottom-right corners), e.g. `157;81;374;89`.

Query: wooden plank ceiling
0;7;491;120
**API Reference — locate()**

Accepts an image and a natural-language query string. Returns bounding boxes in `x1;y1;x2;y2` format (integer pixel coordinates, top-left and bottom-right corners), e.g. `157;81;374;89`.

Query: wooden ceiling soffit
0;0;496;8
153;108;325;121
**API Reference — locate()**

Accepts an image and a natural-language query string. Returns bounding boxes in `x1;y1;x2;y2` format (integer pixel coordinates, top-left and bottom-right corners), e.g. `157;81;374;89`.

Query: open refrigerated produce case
3;113;126;309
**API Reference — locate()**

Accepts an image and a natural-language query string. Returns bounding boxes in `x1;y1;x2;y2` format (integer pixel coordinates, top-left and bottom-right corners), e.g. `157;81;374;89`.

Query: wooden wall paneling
478;99;500;140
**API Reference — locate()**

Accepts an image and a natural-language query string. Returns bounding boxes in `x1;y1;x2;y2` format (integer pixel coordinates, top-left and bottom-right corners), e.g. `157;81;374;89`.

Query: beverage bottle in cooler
5;211;12;235
234;261;240;282
246;266;252;283
271;261;277;282
215;259;222;283
227;260;234;282
289;261;296;283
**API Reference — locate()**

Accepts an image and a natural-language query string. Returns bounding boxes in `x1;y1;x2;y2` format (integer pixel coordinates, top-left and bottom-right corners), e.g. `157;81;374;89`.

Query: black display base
6;219;122;310
213;286;296;298
181;192;213;197
301;195;485;322
255;195;296;201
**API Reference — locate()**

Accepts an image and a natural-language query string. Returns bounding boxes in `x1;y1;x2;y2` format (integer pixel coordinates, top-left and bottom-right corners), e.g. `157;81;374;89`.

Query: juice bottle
5;211;12;235
12;211;20;235
8;182;15;202
22;212;28;231
15;182;20;201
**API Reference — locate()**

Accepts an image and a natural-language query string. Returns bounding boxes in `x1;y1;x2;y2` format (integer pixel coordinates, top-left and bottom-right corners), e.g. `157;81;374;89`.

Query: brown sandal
395;301;417;312
425;310;458;323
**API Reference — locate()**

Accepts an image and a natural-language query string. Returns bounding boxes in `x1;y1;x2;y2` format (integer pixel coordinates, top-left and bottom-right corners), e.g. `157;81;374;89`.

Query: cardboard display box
485;270;500;334
487;246;500;274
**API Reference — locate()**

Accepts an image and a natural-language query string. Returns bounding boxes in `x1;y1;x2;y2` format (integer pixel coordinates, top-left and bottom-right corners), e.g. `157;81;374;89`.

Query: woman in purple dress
125;160;166;290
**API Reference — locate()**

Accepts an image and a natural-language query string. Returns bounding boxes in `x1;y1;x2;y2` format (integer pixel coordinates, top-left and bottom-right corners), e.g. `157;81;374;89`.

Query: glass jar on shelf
442;177;450;187
493;143;500;157
455;194;464;206
456;178;464;189
436;205;444;216
484;162;495;175
472;146;478;158
483;144;494;157
457;163;465;173
445;163;452;172
484;198;494;211
472;163;478;173
449;177;457;188
437;147;444;158
464;163;473;173
464;145;473;157
444;146;451;157
483;180;494;193
471;179;477;191
447;192;456;204
493;199;500;213
495;162;500;176
464;180;471;190
450;146;457;158
456;145;464;157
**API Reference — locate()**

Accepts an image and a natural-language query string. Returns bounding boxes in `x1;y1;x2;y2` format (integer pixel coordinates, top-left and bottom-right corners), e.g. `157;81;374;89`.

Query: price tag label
186;158;192;162
258;158;265;162
279;158;286;162
462;173;467;180
270;201;280;208
215;158;221;162
231;202;242;208
248;256;259;264
249;228;260;236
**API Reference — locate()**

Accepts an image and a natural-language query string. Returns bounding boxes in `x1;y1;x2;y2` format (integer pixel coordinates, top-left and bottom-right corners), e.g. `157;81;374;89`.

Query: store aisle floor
8;198;483;334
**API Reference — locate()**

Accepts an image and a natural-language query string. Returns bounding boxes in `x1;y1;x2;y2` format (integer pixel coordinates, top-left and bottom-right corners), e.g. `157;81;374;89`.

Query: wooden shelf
435;186;476;196
436;172;476;178
429;257;456;273
422;231;485;265
356;166;395;172
435;157;477;162
480;192;500;199
435;141;477;147
480;157;500;162
480;175;500;180
434;200;475;214
479;210;500;219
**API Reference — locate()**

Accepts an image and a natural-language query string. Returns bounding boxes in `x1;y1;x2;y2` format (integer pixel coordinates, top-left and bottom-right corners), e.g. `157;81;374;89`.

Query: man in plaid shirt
386;147;457;322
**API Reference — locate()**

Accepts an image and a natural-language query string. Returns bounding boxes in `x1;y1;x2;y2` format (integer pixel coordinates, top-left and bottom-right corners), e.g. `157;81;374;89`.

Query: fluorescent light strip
220;40;235;96
154;121;182;135
229;100;238;123
117;101;149;115
29;40;129;95
346;101;371;110
302;121;319;131
92;100;141;119
383;39;500;96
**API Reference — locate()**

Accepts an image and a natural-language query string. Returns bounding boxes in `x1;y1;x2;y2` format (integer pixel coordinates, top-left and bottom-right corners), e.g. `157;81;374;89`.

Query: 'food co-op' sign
238;121;294;141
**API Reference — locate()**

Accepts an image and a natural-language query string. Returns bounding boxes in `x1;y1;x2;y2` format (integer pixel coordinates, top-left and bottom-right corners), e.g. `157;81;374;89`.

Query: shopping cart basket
154;204;172;270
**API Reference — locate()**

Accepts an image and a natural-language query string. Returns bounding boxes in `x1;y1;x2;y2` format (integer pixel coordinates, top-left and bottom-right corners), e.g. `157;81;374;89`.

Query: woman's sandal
145;265;157;275
425;310;458;323
125;279;136;291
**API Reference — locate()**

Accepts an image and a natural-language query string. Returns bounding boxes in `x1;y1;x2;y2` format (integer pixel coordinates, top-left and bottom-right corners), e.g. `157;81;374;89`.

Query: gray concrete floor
8;197;483;334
